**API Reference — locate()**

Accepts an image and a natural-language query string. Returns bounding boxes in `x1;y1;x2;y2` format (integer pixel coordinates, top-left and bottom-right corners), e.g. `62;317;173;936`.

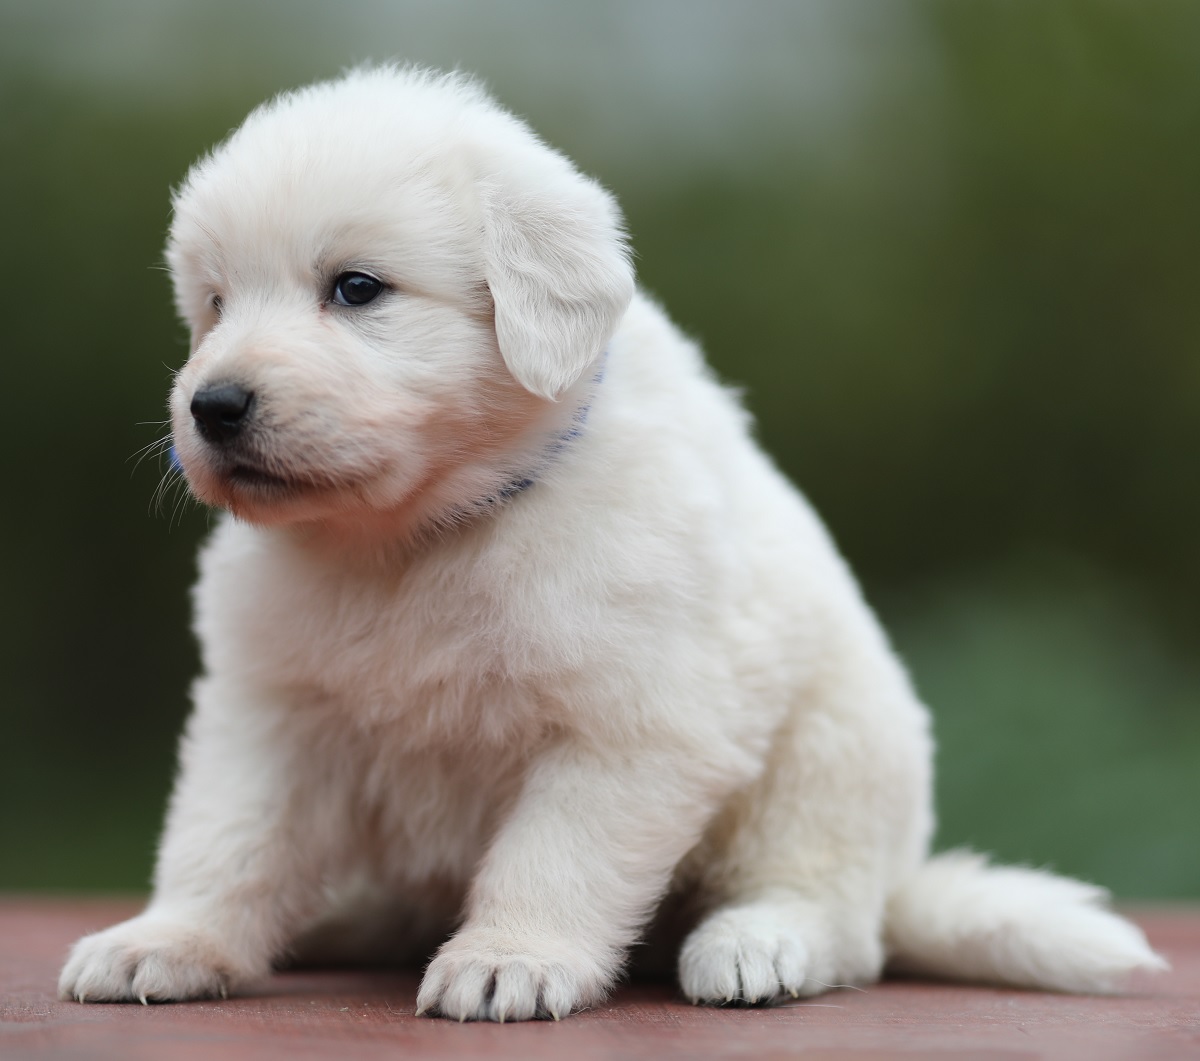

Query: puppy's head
166;66;633;530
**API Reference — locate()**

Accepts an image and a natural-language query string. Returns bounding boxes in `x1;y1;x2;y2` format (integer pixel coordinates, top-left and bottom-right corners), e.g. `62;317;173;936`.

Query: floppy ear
479;171;635;401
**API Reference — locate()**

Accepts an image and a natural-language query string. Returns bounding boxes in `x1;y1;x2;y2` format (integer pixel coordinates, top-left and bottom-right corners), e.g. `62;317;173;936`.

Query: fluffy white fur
59;66;1165;1020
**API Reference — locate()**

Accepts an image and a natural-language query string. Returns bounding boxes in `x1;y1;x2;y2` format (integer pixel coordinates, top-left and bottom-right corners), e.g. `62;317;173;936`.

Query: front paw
59;914;252;1004
416;928;609;1022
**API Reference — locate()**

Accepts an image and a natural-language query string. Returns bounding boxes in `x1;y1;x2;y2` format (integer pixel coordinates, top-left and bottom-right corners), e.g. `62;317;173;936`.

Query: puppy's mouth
193;453;357;522
202;442;373;498
226;462;295;490
215;457;352;500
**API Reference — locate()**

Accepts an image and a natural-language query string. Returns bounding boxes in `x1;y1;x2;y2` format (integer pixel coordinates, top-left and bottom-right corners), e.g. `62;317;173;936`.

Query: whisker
129;434;174;472
149;467;175;517
170;482;198;529
778;1001;846;1009
806;981;868;993
148;461;193;525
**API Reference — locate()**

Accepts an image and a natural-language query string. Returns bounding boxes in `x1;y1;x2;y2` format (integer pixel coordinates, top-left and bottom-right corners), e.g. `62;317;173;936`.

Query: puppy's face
166;69;633;531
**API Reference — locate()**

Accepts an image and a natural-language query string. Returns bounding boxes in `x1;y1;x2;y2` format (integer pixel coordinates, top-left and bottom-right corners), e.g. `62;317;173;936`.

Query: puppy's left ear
480;169;634;401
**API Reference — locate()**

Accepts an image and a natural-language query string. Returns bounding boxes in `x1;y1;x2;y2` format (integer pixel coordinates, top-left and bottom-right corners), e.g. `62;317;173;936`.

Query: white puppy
60;66;1163;1020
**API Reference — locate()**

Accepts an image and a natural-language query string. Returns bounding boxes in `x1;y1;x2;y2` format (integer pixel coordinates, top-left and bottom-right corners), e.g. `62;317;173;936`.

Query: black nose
190;383;254;444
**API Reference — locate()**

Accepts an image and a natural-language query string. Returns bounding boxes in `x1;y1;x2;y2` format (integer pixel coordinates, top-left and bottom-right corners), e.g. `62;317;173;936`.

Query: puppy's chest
228;545;550;742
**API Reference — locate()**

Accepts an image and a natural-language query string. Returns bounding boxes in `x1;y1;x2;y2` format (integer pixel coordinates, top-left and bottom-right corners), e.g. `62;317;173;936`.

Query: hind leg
679;622;934;1003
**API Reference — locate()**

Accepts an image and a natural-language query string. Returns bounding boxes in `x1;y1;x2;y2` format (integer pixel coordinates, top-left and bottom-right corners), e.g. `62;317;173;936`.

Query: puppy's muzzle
191;382;255;445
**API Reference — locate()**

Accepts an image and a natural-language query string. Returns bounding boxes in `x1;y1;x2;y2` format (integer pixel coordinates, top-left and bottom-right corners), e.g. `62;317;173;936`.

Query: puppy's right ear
479;170;634;401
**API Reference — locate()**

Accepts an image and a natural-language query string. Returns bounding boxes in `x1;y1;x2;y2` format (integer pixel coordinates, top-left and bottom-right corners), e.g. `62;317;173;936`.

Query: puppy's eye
210;294;223;317
332;272;385;307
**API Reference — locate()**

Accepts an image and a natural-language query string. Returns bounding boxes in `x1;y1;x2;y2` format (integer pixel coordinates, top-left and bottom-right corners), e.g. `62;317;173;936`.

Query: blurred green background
1;0;1196;899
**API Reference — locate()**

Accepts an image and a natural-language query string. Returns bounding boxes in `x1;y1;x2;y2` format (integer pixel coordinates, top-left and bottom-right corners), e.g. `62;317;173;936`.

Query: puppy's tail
883;850;1167;994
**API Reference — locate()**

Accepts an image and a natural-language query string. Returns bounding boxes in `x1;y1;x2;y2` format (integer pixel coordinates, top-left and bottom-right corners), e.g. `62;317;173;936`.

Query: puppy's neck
451;352;607;511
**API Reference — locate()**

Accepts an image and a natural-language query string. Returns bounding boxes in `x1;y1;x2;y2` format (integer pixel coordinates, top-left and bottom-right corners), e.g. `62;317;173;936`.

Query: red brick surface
2;898;1197;1060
